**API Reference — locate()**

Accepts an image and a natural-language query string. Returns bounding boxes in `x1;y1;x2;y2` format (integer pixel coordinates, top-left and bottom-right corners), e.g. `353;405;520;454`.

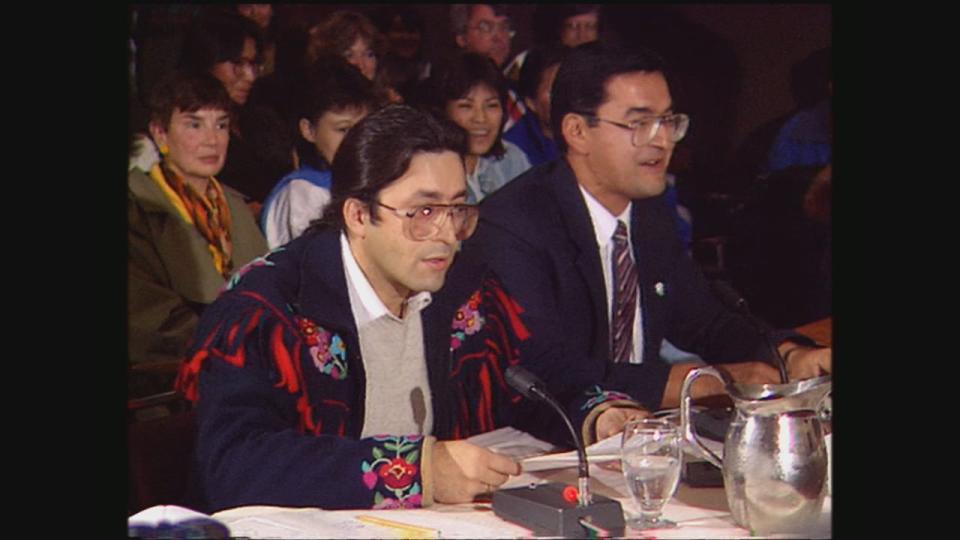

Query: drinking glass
620;418;682;530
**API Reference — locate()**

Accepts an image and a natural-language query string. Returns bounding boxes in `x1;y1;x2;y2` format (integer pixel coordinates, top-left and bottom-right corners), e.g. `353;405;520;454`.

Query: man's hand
595;406;651;441
715;361;784;386
784;346;831;381
432;440;521;503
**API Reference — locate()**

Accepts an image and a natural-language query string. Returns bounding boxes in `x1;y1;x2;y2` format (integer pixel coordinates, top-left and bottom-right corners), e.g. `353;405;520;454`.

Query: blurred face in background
386;15;422;60
560;12;599;48
445;83;503;158
237;4;273;29
300;106;370;165
525;62;561;137
456;5;512;67
344;36;378;80
209;37;259;105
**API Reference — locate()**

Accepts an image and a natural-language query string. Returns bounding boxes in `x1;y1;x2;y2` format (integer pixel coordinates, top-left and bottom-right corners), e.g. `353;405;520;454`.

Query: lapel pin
655;282;665;297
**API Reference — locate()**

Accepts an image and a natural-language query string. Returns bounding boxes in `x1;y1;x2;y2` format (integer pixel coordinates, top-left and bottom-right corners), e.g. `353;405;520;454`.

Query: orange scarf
159;161;234;277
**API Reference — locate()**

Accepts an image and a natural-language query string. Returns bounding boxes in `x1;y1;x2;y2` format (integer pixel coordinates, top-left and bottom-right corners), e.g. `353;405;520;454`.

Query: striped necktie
611;220;638;363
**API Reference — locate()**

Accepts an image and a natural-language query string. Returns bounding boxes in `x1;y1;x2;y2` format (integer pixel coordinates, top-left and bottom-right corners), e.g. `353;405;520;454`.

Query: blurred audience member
416;53;530;204
174;10;294;207
557;5;601;48
236;4;272;29
371;6;431;102
764;47;831;175
503;45;568;167
450;4;514;69
235;4;276;76
307;9;402;103
450;4;526;132
128;72;268;398
261;58;384;248
504;5;601;83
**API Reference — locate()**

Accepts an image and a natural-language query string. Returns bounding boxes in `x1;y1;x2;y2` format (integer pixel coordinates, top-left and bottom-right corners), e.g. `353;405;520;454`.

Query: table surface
214;457;831;539
209;321;835;539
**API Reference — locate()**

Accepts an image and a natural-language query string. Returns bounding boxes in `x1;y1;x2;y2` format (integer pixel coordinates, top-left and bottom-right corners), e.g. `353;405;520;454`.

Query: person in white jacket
261;57;383;248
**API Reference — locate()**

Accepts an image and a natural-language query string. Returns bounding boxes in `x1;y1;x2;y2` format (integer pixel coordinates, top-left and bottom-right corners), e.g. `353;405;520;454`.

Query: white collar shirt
578;186;644;364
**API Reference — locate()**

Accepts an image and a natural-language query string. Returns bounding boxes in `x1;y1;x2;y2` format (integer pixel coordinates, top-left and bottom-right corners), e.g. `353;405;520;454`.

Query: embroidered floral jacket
176;228;638;513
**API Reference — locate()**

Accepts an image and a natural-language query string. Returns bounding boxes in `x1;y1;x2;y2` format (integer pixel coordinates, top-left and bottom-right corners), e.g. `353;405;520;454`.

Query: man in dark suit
463;45;831;417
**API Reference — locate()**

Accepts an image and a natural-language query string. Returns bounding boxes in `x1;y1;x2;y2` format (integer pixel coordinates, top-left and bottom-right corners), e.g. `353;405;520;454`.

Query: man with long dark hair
177;105;648;512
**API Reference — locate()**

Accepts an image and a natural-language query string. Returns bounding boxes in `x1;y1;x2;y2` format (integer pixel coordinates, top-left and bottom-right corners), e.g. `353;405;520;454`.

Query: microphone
492;366;625;538
711;280;789;383
505;366;590;505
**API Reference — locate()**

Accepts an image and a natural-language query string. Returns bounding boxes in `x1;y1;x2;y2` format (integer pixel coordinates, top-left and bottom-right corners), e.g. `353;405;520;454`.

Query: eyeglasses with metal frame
579;113;690;146
374;201;480;241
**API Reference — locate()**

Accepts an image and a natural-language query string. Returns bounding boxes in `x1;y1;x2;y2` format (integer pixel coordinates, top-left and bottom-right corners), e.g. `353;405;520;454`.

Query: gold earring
158;144;169;156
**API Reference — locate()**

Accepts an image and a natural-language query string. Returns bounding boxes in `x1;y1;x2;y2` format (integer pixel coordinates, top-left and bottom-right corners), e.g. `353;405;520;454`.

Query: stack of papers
520;432;623;471
470;427;727;473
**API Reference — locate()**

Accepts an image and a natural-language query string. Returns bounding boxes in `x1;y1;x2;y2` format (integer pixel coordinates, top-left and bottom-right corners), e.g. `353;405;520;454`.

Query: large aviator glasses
374;202;480;241
580;113;690;146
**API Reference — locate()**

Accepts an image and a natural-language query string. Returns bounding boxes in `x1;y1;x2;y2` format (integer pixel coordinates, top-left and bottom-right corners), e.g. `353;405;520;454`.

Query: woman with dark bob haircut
415;52;530;203
131;9;293;206
128;71;267;399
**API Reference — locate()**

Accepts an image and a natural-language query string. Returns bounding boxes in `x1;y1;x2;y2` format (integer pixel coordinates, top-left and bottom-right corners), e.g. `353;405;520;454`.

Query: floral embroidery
223;247;286;292
450;290;485;351
361;435;424;508
581;385;633;411
295;316;348;380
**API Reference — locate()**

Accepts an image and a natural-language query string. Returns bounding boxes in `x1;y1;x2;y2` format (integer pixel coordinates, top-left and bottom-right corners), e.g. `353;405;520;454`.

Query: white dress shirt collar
340;233;432;328
578;185;633;248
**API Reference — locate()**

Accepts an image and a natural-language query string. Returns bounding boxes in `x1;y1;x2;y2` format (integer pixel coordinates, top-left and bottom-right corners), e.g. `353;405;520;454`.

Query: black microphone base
492;483;625;538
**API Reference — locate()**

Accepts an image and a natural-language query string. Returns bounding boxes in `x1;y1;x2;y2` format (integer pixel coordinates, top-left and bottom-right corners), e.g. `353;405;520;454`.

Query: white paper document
518;432;623;472
465;426;560;460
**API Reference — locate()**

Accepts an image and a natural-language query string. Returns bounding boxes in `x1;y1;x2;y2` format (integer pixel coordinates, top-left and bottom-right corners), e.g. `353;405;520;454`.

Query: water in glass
620;419;681;530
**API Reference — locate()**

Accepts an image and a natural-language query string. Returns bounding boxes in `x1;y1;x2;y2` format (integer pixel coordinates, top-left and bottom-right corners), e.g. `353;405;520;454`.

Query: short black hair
295;56;385;171
550;43;668;154
517;45;570;101
147;71;234;129
414;52;509;158
312;105;466;232
178;11;263;75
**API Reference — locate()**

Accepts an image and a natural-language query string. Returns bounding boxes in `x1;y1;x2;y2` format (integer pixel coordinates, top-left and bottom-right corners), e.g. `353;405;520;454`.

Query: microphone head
505;365;545;402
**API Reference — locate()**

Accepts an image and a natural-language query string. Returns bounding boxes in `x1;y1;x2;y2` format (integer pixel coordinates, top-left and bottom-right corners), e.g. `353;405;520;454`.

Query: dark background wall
673;4;831;163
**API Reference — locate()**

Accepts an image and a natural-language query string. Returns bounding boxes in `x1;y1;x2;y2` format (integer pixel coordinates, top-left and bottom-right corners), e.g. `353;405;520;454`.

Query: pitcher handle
680;366;728;469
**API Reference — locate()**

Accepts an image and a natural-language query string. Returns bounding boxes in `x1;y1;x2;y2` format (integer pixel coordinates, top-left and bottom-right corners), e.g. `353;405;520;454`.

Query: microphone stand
712;281;789;383
491;367;625;538
529;386;591;507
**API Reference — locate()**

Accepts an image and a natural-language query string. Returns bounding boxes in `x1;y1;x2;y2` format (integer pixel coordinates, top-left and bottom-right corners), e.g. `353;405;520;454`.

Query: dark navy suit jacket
463;159;795;410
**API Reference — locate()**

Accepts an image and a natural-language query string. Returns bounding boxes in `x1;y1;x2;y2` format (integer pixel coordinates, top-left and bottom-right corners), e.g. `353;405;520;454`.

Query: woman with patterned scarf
128;72;267;399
